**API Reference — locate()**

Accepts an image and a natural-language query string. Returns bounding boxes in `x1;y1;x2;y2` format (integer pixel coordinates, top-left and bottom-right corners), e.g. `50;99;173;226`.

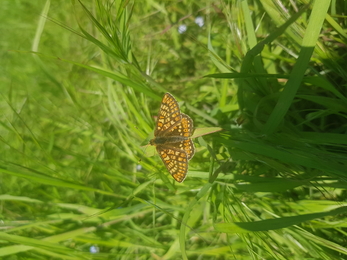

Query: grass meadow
1;0;347;259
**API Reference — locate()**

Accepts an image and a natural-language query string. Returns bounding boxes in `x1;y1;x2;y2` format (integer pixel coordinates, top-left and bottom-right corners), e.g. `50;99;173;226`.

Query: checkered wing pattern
154;93;182;137
165;114;195;160
150;93;195;183
156;146;188;183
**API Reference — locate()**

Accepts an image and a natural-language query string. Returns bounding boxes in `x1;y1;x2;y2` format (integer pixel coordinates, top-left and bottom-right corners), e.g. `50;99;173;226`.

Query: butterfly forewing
165;114;194;138
154;93;182;137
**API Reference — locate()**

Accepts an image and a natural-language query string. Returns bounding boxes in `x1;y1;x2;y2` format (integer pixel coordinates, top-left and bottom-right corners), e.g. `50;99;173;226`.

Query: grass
1;0;347;259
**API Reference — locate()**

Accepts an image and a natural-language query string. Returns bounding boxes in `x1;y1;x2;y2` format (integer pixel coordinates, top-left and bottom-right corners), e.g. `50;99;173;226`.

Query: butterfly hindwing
156;145;188;183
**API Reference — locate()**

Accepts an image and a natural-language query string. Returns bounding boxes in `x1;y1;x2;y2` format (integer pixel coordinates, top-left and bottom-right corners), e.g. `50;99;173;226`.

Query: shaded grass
1;0;347;259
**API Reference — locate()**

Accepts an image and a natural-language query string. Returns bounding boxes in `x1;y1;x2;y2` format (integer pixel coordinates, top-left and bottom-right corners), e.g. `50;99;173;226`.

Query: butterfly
149;93;195;182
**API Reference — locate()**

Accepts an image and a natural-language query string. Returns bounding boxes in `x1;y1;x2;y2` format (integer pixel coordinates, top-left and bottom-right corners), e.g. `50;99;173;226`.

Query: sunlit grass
1;0;347;259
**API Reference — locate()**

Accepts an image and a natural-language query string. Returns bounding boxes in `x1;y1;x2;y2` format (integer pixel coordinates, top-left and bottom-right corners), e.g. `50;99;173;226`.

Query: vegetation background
1;0;347;259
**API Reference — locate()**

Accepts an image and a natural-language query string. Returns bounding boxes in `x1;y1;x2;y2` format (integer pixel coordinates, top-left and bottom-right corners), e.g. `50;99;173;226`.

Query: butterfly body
150;136;189;145
149;93;195;182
